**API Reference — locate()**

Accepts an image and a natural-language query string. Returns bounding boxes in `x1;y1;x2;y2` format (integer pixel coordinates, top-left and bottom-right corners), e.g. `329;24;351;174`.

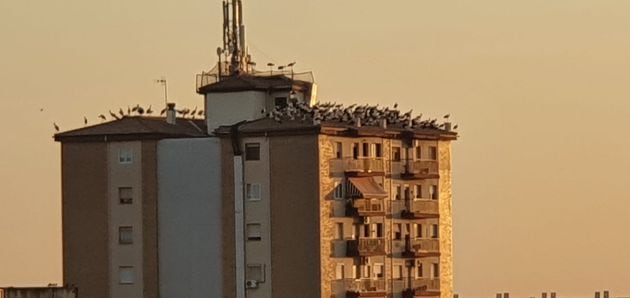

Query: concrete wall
61;142;110;298
438;141;454;298
206;91;267;134
157;138;222;298
0;288;77;298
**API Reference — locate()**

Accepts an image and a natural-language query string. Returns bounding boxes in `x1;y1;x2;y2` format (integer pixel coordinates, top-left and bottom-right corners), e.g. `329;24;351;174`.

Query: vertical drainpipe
231;121;247;298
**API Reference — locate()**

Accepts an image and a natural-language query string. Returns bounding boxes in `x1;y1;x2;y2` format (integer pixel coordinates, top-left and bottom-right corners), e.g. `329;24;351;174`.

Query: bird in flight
53;122;60;132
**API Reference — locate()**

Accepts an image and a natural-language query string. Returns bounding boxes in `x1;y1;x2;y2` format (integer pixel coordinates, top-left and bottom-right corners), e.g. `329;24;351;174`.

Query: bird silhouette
453;124;459;130
146;105;153;115
443;114;450;119
98;114;106;121
137;107;145;115
160;108;167;115
109;111;120;120
119;108;125;118
197;110;204;116
127;106;131;115
53;122;60;132
84;117;88;125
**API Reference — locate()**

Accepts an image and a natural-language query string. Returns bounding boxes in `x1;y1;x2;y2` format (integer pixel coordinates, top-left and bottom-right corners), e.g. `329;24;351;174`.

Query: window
118;226;133;244
352;143;359;159
246;264;265;282
335;263;345;280
416;263;424;278
335;223;344;240
395;185;402;200
247;223;262;241
415;224;423;238
374;263;384;278
118;187;133;204
374;144;383;158
415;146;422;160
246;183;261;201
404;185;411;200
333;181;344;200
119;266;134;284
392;147;401;161
431;263;440;278
415;185;422;199
362;224;370;238
118;149;133;164
335;142;343;159
394;223;402;240
431;224;439;239
245;143;260;161
429;146;438;160
376;223;383;238
352;265;360;279
362;265;371;278
275;97;288;109
362;143;370;157
393;264;403;279
430;185;439;200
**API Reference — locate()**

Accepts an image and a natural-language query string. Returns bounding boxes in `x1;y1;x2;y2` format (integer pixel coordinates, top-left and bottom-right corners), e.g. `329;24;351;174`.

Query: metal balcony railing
347;238;386;256
346;199;385;217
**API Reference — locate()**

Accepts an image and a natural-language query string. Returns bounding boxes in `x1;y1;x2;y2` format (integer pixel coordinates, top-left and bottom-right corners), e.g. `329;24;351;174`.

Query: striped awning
347;177;388;198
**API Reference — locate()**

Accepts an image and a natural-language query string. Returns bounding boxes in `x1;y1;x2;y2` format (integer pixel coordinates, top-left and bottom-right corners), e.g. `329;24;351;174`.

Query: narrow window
376;223;383;238
336;263;345;280
246;183;261;201
333;181;344;200
118;187;133;204
429;146;438;160
362;265;371;278
393;264;403;279
416;146;422;160
395;185;402;200
246;264;265;282
245;143;260;161
431;263;440;278
416;263;424;278
335;142;343;159
404;185;411;200
118;226;133;244
362;143;370;157
363;224;370;238
415;185;422;199
352;143;359;159
352;264;360;279
392;147;401;161
246;223;262;241
415;224;423;238
394;223;402;240
431;224;439;239
430;185;439;200
374;263;384;278
335;223;344;240
118;149;133;164
375;143;383;158
119;266;134;284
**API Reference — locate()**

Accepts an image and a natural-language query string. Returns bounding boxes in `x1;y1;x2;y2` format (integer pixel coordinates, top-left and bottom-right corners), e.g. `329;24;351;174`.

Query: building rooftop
54;116;207;142
196;73;313;94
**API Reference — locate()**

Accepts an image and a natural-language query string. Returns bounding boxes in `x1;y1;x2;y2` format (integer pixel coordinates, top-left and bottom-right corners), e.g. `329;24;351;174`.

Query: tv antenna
154;77;168;105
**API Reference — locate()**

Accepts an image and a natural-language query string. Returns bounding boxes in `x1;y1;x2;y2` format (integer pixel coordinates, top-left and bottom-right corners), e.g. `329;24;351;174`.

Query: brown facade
61;142;110;298
221;139;237;298
269;135;322;298
141;141;159;298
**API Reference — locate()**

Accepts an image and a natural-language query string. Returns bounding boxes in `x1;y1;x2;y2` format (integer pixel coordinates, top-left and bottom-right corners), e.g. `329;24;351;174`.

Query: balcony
331;158;385;176
402;236;440;258
401;159;439;180
401;199;439;219
347;238;386;257
333;279;387;298
402;279;441;298
346;199;386;217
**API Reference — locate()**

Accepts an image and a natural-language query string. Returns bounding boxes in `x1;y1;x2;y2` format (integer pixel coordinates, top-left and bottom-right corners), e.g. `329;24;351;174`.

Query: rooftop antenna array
220;0;252;76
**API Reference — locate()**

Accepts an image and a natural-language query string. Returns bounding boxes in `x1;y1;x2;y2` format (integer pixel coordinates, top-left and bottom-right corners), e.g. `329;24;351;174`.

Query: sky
1;0;630;297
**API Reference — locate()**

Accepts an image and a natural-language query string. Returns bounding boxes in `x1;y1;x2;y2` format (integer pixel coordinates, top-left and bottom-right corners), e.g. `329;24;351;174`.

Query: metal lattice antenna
221;0;249;75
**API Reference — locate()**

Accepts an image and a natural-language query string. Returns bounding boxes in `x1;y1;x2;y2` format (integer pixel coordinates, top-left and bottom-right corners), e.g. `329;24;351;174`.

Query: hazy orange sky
1;1;630;297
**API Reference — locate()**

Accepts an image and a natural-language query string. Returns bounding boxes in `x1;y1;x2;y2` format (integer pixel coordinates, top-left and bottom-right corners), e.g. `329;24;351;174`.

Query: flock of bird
53;104;204;132
263;101;458;131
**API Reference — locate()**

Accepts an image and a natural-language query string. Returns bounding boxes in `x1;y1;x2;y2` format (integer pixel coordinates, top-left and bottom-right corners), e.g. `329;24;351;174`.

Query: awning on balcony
347;177;388;198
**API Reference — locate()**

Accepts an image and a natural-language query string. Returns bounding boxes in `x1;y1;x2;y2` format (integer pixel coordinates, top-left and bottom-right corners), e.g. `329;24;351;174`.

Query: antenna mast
221;0;249;76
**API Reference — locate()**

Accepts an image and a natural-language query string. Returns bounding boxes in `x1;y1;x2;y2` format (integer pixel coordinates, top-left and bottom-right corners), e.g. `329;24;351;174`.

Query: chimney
380;118;387;129
355;117;361;128
166;103;176;125
444;122;452;131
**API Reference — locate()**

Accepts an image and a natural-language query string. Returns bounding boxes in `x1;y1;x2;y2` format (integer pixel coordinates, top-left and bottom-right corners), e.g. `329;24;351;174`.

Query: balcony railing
401;159;439;179
330;158;385;175
346;199;385;217
401;199;439;219
333;279;387;297
403;236;440;258
347;238;386;257
402;279;441;298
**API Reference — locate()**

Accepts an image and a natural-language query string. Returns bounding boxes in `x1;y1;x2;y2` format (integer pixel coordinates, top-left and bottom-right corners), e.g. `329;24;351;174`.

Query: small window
246;264;265;282
416;263;424;278
335;142;343;159
374;263;384;278
395;185;402;200
335;223;344;240
362;143;369;157
275;97;288;109
118;149;133;164
118;187;133;204
393;264;403;279
415;185;422;199
431;263;440;278
335;263;345;280
429;146;438;160
362;265;371;279
431;224;439;239
404;185;411;200
415;224;423;238
246;183;261;201
430;185;439;200
392;147;401;161
416;146;422;160
352;143;359;159
333;181;344;200
376;223;383;238
119;226;133;244
352;265;359;279
245;143;260;161
247;223;262;241
375;144;383;158
119;266;134;284
394;223;402;240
